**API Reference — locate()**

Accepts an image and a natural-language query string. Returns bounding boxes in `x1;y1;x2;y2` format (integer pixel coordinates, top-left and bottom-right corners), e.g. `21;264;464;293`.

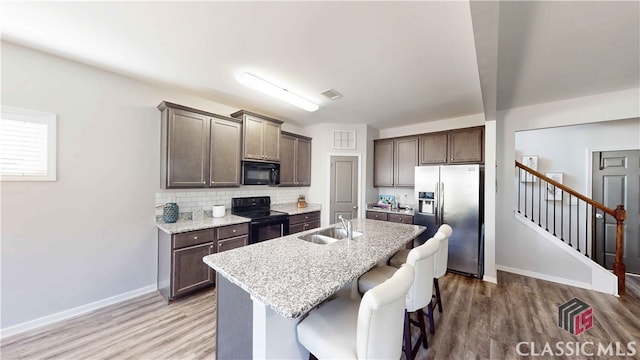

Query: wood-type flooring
2;271;639;359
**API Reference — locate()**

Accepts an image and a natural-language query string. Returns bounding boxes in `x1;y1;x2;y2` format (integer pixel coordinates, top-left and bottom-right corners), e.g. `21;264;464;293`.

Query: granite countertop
366;206;414;215
271;203;322;215
156;214;250;234
203;218;425;319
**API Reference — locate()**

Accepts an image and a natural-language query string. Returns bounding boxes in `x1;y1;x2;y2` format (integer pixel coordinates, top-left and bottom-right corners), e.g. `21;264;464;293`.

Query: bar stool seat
297;265;414;360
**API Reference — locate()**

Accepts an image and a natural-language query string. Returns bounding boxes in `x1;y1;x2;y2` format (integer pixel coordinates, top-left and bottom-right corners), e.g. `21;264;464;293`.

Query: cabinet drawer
217;223;249;240
289;220;321;235
289;211;320;225
366;211;389;221
173;229;215;249
388;214;414;224
217;236;248;253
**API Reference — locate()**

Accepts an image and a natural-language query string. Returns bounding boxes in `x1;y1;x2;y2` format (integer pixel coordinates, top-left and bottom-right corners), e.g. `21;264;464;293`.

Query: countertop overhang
203;218;425;319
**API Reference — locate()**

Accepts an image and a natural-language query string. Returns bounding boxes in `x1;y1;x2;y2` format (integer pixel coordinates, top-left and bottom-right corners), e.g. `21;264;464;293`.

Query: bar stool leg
403;311;413;360
427;301;435;335
416;309;429;349
434;278;443;313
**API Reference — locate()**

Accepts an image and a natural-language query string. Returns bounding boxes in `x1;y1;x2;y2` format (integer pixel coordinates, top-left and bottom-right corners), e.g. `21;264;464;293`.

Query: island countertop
203;218;425;319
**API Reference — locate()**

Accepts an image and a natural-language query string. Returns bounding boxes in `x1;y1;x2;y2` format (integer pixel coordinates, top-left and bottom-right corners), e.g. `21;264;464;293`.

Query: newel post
613;205;627;295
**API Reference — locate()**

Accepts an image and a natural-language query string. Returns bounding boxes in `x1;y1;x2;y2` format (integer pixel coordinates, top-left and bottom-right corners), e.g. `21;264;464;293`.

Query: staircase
514;161;627;295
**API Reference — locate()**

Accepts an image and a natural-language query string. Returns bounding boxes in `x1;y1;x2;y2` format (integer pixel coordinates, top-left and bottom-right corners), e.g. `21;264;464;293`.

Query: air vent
321;88;343;100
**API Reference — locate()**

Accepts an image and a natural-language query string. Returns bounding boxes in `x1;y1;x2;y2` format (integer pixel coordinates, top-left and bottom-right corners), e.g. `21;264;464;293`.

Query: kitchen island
203;218;425;359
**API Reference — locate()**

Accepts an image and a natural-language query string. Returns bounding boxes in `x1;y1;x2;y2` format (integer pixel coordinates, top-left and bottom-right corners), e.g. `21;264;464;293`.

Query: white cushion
357;265;414;359
297;296;360;359
434;224;453;279
298;265;414;360
389;249;409;268
359;236;441;312
358;265;396;293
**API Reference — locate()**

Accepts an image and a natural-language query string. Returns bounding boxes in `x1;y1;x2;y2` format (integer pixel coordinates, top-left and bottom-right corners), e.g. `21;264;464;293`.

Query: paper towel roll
213;205;225;218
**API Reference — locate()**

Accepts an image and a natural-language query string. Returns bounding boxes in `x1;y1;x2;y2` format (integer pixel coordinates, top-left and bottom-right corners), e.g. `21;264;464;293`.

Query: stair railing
515;161;627;294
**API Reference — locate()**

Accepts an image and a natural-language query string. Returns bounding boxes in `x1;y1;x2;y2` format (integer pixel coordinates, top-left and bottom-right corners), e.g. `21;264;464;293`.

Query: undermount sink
298;227;363;244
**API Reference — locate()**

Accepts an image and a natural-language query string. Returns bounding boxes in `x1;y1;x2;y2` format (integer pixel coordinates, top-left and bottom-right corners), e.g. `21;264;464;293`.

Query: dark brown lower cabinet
366;211;414;224
158;222;249;302
173;242;215;297
366;211;389;221
288;211;321;234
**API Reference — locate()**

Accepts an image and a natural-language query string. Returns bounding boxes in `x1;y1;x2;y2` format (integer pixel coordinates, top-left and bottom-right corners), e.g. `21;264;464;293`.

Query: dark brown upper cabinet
231;110;282;162
374;137;418;187
280;131;312;186
419;126;484;165
448;127;484;163
159;101;242;189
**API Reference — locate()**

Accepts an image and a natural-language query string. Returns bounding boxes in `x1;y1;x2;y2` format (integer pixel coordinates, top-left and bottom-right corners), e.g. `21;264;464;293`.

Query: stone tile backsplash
155;187;308;218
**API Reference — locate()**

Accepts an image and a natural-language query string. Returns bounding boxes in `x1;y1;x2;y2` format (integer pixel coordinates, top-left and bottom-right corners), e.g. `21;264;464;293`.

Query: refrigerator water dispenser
417;192;435;214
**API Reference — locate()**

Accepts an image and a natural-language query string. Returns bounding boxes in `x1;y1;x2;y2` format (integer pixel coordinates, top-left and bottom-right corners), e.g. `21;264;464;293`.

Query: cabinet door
263;121;281;161
394;138;418;187
243;116;264;160
374;140;394;187
210;119;241;187
167;109;210;188
449;127;483;163
296;137;312;186
172;242;214;298
419;132;448;165
217;236;248;253
279;134;296;186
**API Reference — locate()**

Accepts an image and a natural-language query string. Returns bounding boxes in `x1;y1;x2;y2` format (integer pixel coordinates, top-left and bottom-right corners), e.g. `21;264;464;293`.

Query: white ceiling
1;1;638;129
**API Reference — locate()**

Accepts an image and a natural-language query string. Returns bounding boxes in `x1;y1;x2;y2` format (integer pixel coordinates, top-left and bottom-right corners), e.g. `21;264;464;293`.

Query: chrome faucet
338;215;353;241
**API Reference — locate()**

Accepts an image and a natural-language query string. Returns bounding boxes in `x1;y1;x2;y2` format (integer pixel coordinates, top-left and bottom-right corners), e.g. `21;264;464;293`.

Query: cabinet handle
232;229;236;233
194;236;198;239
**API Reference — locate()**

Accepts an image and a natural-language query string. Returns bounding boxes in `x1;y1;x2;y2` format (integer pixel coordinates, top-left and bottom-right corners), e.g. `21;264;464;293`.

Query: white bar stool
358;234;442;360
389;224;453;334
297;264;414;360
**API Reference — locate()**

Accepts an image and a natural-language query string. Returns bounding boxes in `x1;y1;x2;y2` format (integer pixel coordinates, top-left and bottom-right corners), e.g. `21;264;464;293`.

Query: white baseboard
496;265;592;290
0;284;157;340
483;275;498;284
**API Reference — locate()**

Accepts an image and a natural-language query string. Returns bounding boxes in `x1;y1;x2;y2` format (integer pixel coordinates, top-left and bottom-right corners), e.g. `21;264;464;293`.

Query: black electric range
231;196;289;244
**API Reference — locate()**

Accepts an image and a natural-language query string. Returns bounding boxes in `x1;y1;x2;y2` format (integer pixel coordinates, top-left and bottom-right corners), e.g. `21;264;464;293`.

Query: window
332;130;356;150
0;106;57;181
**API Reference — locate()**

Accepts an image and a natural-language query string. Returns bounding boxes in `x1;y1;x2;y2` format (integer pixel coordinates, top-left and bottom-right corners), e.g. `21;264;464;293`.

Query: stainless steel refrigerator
414;164;484;278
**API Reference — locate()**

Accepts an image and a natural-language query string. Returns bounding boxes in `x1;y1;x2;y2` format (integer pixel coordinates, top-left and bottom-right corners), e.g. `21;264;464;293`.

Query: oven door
249;217;289;244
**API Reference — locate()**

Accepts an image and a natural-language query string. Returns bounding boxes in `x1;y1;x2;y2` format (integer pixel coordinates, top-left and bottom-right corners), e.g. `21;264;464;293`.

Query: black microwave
242;161;280;185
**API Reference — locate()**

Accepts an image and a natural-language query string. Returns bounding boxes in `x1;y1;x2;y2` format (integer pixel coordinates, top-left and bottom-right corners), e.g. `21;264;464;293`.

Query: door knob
353;206;358;209
595;213;604;219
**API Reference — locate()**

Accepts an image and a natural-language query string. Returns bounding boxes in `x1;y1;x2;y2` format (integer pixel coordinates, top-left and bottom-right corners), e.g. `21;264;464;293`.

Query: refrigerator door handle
440;182;445;225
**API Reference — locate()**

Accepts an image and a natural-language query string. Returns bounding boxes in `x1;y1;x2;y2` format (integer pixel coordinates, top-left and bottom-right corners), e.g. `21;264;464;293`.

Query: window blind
0;106;56;180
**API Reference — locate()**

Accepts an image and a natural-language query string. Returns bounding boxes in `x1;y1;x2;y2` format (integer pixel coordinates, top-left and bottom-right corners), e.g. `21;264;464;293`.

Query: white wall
0;42;313;332
495;88;640;284
305;123;375;226
515;117;640;195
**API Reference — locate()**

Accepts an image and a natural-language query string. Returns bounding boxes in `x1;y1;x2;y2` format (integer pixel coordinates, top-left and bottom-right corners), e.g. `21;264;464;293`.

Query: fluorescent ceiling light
236;72;319;112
